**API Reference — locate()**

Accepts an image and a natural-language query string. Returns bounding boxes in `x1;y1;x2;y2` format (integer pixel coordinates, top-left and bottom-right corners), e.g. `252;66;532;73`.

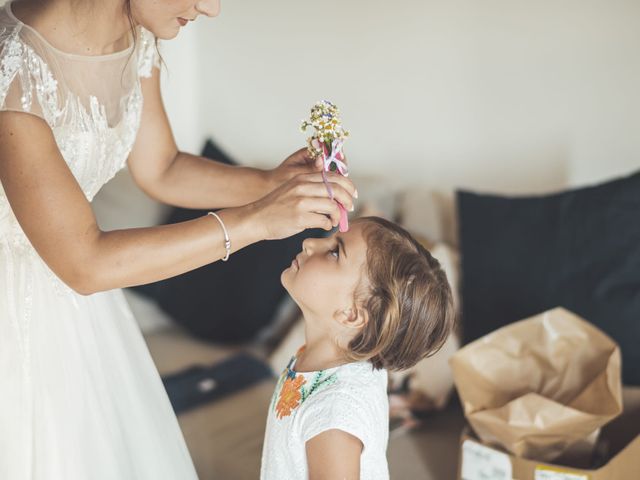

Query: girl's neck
12;0;133;56
294;321;351;373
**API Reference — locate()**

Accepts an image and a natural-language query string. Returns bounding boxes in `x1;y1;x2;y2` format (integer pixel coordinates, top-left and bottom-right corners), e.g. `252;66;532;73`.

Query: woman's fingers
300;197;342;226
303;171;357;197
312;172;357;207
275;148;322;182
304;213;335;232
293;177;356;212
254;168;357;239
288;147;313;163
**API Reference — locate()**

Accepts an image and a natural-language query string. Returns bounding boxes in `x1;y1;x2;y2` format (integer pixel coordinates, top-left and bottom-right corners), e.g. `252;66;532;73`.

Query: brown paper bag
450;307;622;462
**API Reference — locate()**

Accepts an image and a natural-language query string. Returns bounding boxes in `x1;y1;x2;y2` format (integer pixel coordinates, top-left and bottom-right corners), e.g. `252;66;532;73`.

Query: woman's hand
250;171;357;240
269;144;350;187
267;148;324;187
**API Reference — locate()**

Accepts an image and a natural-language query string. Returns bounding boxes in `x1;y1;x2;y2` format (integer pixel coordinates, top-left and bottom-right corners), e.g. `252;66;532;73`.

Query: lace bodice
0;0;159;251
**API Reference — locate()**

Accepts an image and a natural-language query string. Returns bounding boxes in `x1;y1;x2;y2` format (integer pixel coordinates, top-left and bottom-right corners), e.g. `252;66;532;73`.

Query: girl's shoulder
335;361;388;389
294;364;389;446
304;362;388;409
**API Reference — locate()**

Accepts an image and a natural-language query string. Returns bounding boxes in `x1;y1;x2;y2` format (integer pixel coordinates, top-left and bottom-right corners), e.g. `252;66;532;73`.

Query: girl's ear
336;306;369;330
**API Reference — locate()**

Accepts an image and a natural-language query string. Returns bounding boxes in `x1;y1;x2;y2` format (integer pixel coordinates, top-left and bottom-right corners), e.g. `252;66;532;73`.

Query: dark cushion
133;139;322;343
457;170;640;385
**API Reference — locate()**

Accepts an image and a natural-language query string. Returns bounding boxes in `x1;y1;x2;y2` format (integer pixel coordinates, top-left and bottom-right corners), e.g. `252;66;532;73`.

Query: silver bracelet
207;211;231;261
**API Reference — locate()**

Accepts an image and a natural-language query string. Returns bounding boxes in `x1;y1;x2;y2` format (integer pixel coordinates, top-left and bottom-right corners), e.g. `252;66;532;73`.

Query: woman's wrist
260;166;282;195
250;166;277;197
214;203;266;255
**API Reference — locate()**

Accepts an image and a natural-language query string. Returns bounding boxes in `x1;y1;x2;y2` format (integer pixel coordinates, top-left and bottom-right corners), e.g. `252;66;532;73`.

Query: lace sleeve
137;27;160;78
0;29;61;126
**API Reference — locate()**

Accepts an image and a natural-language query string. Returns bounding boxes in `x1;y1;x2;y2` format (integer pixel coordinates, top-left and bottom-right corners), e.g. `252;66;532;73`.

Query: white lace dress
0;2;198;478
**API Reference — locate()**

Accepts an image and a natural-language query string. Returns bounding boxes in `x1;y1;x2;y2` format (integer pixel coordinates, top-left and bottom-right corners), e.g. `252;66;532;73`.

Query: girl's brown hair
347;217;456;371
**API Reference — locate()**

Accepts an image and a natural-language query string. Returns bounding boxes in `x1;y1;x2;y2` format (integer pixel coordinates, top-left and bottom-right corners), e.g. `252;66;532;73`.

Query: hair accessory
301;100;351;232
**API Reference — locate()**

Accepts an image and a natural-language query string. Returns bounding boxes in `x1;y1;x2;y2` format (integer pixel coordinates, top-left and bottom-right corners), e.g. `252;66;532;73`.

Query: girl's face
282;222;369;323
131;0;221;39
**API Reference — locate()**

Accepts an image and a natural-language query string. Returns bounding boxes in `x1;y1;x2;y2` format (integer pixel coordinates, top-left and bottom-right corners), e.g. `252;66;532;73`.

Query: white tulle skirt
0;245;198;479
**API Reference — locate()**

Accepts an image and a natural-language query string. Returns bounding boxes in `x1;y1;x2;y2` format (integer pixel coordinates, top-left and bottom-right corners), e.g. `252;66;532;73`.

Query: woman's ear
335;306;369;330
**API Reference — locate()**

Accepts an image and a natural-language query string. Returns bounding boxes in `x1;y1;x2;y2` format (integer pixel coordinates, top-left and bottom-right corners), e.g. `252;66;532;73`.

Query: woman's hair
346;217;456;371
122;0;164;70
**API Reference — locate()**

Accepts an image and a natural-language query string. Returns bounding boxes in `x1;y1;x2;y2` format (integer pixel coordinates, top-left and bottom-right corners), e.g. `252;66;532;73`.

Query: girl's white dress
261;348;390;480
0;2;198;478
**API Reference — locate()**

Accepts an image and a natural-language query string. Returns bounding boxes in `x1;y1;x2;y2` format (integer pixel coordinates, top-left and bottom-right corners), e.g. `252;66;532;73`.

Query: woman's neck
12;0;133;55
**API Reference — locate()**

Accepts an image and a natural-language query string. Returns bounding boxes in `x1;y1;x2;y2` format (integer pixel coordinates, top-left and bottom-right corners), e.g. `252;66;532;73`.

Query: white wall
163;0;640;196
158;25;202;154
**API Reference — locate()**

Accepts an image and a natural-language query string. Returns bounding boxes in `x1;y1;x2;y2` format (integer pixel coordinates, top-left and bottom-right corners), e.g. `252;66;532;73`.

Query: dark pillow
133;139;323;343
457;170;640;385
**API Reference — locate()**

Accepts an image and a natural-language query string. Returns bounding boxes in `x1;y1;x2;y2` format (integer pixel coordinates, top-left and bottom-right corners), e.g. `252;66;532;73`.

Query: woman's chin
156;28;180;40
143;23;180;41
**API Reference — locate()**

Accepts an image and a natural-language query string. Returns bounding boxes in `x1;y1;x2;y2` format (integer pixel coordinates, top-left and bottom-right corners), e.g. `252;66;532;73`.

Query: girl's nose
302;238;316;255
195;0;221;17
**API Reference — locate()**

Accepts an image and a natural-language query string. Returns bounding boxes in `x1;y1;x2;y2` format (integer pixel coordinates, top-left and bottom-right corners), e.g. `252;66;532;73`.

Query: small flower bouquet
301;100;350;232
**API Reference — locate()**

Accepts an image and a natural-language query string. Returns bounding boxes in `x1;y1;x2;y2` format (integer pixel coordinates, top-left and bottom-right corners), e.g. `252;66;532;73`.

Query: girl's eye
329;247;339;259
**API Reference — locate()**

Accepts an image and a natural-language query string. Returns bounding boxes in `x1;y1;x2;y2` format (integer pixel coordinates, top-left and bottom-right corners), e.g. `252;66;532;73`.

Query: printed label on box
461;440;512;480
535;465;590;480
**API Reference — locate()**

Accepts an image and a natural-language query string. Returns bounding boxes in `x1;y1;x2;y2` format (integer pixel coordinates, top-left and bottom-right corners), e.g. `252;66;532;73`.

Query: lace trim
137;27;160;78
0;27;63;125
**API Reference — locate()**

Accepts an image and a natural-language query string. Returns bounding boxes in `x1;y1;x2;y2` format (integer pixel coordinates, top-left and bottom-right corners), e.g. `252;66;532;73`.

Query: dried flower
301;100;350;159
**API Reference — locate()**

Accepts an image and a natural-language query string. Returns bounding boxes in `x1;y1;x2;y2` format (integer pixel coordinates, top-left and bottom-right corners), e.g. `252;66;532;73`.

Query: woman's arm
0;112;354;295
306;429;363;480
127;68;314;209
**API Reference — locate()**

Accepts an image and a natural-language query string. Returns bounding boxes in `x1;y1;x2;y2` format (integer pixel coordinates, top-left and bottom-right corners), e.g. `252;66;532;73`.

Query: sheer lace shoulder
0;22;62;125
1;1;158;127
137;27;160;79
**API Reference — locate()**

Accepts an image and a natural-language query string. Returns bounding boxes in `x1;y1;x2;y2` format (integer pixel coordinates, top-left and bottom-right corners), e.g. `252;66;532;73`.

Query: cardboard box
457;387;640;480
451;308;623;463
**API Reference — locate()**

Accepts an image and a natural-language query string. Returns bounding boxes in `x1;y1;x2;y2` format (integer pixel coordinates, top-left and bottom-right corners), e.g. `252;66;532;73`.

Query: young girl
261;217;456;480
0;0;356;477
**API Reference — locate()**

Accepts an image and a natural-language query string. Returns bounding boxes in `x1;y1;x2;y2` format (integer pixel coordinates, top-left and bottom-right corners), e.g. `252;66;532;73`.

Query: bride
0;0;356;478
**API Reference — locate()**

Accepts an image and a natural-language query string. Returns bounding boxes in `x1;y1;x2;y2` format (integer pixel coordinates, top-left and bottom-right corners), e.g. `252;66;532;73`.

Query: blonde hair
346;217;456;371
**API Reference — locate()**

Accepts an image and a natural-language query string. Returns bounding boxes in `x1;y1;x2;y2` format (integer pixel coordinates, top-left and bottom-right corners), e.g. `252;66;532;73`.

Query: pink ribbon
320;139;350;232
323;139;349;176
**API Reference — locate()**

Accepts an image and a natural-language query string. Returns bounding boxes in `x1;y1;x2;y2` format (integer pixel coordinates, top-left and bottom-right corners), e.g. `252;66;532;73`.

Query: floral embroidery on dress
271;347;338;419
275;373;306;419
